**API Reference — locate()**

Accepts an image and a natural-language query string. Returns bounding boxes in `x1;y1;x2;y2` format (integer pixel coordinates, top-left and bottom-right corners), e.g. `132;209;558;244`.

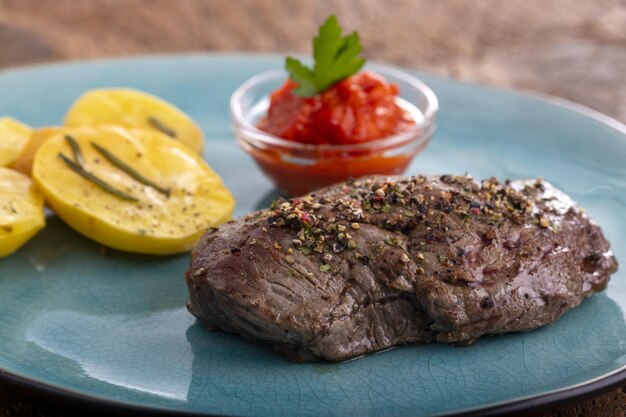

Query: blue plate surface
0;54;625;417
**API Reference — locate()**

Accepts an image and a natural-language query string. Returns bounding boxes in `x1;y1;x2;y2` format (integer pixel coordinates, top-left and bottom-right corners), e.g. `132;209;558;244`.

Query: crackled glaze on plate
0;55;624;417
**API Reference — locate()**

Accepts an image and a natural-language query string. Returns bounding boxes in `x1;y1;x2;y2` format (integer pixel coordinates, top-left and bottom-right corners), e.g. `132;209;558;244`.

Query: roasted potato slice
33;126;234;255
0;117;33;167
64;88;204;154
0;167;45;258
13;127;64;176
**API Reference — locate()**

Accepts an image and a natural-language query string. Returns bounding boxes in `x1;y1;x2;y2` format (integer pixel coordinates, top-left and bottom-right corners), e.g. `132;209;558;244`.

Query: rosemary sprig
147;116;177;138
90;142;171;197
59;153;139;202
64;134;84;166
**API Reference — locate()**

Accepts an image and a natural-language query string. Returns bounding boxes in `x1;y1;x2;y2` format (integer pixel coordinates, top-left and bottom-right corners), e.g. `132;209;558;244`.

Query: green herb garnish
91;142;170;197
298;246;311;255
285;15;365;97
59;153;139;202
64;135;84;166
147;116;177;138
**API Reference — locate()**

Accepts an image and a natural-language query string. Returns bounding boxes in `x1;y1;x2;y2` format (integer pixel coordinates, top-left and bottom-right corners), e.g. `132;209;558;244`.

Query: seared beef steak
185;175;617;361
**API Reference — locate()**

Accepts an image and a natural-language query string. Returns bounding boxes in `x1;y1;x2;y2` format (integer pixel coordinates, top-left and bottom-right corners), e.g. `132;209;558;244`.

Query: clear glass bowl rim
229;65;439;152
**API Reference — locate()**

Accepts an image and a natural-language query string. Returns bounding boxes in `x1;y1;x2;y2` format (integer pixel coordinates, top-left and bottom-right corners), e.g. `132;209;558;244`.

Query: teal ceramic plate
0;55;625;417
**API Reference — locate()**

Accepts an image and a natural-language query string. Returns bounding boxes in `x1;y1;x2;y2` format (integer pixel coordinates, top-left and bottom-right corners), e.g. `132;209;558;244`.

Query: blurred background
1;0;625;122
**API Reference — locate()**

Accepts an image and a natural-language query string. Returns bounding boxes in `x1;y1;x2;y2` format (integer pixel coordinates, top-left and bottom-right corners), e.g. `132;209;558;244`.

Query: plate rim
2;51;625;138
0;52;625;417
1;355;625;417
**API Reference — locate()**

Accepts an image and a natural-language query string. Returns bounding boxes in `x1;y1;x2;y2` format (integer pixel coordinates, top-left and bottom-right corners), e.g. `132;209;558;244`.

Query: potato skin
13;127;64;176
0;167;45;258
0;117;33;168
64;88;204;154
33;126;234;255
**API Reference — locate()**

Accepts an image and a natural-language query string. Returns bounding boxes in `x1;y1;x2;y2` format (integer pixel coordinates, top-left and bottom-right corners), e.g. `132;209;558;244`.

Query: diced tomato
257;72;415;145
251;71;422;195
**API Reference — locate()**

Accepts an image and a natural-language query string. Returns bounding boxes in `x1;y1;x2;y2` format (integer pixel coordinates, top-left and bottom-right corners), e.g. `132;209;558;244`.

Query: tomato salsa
233;16;435;196
258;72;415;145
249;72;423;196
250;144;422;196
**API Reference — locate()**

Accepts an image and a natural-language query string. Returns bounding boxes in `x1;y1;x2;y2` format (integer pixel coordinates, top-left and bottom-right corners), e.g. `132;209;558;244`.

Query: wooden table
0;0;624;415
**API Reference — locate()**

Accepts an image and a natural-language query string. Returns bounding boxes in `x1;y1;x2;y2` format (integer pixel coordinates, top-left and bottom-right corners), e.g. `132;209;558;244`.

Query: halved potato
64;88;204;154
0;167;45;258
13;127;64;176
33;126;234;255
0;117;33;167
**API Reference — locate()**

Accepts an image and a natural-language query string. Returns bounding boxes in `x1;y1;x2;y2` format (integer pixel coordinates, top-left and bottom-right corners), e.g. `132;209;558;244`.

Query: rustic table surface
0;0;624;416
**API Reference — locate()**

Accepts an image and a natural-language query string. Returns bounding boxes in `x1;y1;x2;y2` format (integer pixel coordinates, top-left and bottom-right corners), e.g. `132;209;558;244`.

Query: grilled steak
185;175;618;362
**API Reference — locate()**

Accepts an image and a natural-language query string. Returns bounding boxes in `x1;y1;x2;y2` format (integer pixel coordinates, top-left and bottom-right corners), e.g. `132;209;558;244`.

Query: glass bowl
230;65;438;196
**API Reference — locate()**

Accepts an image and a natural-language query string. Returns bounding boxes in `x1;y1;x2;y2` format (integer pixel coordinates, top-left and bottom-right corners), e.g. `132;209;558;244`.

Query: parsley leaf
285;15;365;97
285;57;318;97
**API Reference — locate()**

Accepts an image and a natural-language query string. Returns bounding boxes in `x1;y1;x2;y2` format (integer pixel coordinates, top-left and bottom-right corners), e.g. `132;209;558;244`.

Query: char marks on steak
185;175;618;361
